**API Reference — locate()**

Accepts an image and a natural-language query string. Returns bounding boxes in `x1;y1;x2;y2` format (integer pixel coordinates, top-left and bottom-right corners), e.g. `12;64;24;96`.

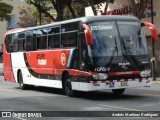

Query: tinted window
18;39;25;51
67;32;77;47
37;36;47;49
62;32;77;48
48;27;60;34
61;22;79;32
26;31;33;51
18;33;25;51
48;34;60;49
5;35;12;53
18;33;25;39
10;33;18;52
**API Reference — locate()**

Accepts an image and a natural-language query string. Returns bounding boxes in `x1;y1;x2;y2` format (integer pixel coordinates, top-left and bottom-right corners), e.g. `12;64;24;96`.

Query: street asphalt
1;75;160;120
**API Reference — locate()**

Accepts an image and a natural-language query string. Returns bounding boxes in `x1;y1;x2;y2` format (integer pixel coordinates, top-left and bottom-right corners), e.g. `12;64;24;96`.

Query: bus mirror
82;24;93;45
142;22;158;41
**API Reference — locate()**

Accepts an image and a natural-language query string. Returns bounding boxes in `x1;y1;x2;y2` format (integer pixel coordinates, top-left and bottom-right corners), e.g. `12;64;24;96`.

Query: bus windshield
89;21;149;67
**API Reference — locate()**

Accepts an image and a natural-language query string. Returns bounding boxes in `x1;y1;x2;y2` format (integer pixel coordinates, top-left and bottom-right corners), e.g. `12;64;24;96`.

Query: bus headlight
140;70;151;77
93;75;98;80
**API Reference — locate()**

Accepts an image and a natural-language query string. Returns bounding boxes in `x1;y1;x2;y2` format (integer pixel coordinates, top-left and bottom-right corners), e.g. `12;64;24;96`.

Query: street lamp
151;0;156;80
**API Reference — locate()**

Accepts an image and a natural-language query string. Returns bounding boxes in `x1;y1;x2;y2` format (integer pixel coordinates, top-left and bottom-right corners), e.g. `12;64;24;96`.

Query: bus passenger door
78;32;88;71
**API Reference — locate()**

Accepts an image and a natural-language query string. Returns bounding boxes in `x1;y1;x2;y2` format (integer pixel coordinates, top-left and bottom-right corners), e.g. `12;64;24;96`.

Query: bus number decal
38;59;47;65
61;53;66;66
36;54;47;65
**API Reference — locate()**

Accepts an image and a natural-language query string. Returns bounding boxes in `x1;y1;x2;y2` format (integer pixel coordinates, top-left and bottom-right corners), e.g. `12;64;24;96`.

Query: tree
63;0;115;19
26;0;71;21
91;0;115;15
63;0;89;20
25;0;115;21
26;0;55;23
18;6;51;27
0;0;13;21
128;0;150;20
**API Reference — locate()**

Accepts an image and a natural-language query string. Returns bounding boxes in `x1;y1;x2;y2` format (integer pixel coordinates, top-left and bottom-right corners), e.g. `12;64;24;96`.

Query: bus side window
18;33;25;51
10;33;18;52
5;35;12;53
48;27;60;34
26;31;33;51
61;22;79;31
33;30;37;51
67;32;77;47
61;33;68;48
48;34;60;49
36;29;47;50
37;36;47;49
61;32;77;48
18;39;25;51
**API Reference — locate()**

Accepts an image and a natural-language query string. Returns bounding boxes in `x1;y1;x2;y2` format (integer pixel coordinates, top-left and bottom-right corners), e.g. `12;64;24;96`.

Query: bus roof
5;15;139;34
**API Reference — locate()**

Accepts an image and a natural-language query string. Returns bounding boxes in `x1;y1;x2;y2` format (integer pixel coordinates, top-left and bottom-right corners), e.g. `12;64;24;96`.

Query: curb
152;81;160;84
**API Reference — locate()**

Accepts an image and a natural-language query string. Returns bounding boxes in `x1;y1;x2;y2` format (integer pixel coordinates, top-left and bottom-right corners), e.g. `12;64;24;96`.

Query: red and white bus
3;16;158;97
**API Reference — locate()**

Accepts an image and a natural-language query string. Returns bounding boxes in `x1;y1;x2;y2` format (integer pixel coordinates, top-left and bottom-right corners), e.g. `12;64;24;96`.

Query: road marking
0;89;19;92
99;104;143;111
143;94;160;97
14;117;27;120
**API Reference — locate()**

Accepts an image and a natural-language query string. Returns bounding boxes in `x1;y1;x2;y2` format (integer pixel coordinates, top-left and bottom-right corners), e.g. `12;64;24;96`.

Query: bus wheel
18;71;27;90
112;88;125;95
64;74;75;97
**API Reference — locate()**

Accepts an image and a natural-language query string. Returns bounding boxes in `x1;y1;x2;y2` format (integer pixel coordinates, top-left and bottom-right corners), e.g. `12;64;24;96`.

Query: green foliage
93;0;114;5
63;0;89;20
18;6;51;27
128;0;151;20
0;1;13;21
25;0;114;21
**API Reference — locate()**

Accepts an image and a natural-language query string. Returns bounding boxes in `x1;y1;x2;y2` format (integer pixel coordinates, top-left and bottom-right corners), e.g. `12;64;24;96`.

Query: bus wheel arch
62;71;75;97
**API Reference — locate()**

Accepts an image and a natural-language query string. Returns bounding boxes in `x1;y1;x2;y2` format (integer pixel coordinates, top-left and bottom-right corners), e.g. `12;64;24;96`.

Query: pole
151;0;156;81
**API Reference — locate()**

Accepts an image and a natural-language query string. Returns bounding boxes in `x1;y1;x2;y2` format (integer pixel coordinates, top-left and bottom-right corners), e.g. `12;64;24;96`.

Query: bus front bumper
72;78;151;91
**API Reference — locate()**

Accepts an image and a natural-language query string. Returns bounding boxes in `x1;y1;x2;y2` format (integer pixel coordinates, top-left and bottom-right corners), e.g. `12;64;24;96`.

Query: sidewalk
151;77;160;84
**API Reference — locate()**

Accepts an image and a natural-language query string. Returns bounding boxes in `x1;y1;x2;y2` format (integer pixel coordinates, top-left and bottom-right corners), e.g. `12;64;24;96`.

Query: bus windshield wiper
114;37;118;56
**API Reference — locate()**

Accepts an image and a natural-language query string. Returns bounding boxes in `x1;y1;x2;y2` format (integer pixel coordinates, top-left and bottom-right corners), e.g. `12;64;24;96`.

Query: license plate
109;82;115;88
121;81;128;86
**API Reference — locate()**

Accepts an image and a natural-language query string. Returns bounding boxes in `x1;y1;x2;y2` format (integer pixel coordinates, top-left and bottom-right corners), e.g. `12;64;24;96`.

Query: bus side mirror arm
142;22;158;41
82;24;93;45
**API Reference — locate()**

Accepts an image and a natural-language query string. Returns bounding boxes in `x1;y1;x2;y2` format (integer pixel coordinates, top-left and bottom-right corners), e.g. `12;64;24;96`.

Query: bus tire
64;74;75;97
18;71;27;90
112;88;125;95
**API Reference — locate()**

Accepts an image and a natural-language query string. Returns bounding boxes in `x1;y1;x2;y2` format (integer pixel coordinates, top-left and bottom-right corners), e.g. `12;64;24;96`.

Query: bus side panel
3;47;15;82
25;49;74;76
